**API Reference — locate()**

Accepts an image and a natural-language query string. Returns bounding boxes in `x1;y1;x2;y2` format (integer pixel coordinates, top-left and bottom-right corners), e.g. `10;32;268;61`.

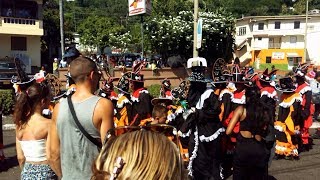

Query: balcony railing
268;43;281;49
0;16;43;36
3;17;36;25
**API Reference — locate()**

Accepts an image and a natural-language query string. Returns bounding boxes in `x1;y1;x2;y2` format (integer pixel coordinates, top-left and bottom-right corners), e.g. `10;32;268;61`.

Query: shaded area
0;156;19;172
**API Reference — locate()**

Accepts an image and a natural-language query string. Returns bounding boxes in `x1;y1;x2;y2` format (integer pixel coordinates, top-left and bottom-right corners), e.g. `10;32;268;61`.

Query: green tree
77;15;125;52
145;10;235;64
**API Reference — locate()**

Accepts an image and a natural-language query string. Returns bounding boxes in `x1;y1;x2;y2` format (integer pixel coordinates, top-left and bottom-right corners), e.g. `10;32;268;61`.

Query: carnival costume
114;73;133;127
294;64;314;149
274;77;302;158
180;57;224;179
160;79;173;99
129;63;153;126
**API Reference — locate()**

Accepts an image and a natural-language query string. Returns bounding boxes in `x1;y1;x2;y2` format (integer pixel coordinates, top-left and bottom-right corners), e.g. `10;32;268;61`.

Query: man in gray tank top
49;57;114;179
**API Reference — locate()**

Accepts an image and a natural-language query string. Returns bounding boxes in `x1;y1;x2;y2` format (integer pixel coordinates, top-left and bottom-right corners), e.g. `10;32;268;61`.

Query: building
0;0;43;73
235;15;320;70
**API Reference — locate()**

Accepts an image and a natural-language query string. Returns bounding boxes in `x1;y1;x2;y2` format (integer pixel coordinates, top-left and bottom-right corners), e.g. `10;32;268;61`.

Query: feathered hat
116;72;131;94
259;68;277;82
161;79;171;89
187;57;209;83
275;77;296;92
230;65;247;83
212;58;231;84
294;63;309;77
129;61;145;82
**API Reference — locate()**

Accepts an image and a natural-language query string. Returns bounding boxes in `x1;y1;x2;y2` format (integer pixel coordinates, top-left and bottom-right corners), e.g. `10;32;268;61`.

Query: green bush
0;89;14;115
147;84;161;98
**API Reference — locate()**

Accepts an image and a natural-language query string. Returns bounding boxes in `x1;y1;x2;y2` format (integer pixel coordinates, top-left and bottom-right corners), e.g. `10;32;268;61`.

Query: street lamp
304;0;309;63
59;0;65;58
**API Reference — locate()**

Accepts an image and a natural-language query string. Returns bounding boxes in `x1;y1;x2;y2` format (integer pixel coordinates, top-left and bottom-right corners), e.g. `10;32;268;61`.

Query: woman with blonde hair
92;128;186;180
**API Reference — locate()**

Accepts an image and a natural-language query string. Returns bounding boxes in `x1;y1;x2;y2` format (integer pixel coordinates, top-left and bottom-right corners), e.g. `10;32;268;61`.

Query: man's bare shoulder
96;97;113;110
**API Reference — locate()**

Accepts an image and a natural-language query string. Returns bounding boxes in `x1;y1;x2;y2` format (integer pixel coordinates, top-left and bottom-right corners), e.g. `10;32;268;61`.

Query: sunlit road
1;120;320;180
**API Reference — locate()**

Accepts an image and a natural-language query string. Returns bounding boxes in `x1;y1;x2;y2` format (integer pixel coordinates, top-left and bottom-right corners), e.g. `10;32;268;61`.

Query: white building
0;0;43;73
235;15;320;70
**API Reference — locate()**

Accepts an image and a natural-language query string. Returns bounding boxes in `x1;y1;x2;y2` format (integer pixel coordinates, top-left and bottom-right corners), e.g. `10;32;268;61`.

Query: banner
272;52;285;60
197;18;203;49
128;0;152;16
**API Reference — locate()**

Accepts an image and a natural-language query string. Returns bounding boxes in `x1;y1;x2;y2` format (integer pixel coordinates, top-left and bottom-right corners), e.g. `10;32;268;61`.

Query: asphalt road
1;121;320;180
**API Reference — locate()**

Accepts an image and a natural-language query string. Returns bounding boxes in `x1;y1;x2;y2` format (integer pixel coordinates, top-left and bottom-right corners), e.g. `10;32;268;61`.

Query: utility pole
59;0;65;58
193;0;199;58
141;15;144;59
304;0;309;63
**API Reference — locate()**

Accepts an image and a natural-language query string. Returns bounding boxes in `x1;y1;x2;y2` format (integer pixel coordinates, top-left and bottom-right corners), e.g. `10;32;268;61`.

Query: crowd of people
11;51;320;180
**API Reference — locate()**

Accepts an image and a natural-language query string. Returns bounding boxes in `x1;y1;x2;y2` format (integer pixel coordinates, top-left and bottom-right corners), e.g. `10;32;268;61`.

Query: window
290;36;297;44
275;21;281;29
258;23;264;30
266;57;272;64
238;27;246;36
289;57;302;67
258;37;262;41
11;37;27;51
294;21;300;29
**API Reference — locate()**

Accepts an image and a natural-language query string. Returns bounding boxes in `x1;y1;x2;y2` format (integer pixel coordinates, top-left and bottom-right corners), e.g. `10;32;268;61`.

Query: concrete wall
58;67;190;89
0;34;41;72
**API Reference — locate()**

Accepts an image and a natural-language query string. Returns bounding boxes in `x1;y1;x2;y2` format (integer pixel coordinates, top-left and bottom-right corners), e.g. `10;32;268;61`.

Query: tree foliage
43;0;320;61
145;10;235;64
77;15;125;52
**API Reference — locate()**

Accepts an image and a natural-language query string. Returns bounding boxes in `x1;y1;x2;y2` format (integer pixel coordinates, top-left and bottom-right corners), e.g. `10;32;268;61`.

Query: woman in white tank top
14;82;57;180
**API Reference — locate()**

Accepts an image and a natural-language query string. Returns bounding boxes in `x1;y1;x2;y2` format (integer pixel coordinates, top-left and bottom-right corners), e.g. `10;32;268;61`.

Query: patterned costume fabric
21;163;57;180
274;92;302;157
181;88;224;179
130;88;153;126
114;93;132;127
295;83;314;145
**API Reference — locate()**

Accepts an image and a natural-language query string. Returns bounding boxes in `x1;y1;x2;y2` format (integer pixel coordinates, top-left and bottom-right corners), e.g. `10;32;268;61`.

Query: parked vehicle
0;57;18;88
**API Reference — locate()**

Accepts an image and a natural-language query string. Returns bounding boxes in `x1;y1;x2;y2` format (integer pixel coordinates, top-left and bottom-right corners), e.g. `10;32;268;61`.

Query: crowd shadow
0;156;19;172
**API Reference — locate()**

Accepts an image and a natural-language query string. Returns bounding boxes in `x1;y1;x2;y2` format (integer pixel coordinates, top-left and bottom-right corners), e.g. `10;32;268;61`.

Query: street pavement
1;116;320;180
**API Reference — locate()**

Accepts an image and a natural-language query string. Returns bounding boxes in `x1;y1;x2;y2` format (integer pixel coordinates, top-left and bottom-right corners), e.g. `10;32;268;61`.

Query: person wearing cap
53;58;59;75
114;73;133;127
274;77;302;160
129;62;153;126
180;57;224;179
294;64;314;152
160;79;173;99
63;47;81;65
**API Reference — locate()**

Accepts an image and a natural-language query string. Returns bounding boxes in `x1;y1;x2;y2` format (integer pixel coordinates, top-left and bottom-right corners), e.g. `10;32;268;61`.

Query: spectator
139;104;168;126
59;58;67;68
6;8;12;17
49;57;114;179
53;58;59;75
92;130;186;180
14;82;57;179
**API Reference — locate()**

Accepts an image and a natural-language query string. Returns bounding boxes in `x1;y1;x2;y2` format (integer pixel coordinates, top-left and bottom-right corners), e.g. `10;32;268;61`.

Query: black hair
245;86;270;135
